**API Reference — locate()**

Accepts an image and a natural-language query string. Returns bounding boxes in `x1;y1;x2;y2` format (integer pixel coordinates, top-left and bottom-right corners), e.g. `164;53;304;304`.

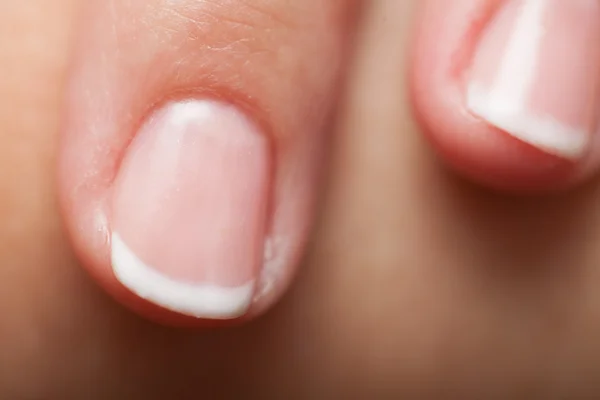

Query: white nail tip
467;83;588;159
111;233;254;319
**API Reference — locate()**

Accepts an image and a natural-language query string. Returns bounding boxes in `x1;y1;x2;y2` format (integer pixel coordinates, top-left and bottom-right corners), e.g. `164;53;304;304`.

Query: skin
59;0;355;323
3;0;600;398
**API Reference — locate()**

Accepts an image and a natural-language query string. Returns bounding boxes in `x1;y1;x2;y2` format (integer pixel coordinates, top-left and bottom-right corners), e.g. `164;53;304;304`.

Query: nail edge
467;83;588;160
111;232;254;320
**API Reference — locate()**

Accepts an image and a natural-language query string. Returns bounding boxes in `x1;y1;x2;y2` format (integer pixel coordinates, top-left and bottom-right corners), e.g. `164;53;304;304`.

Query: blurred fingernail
467;0;600;159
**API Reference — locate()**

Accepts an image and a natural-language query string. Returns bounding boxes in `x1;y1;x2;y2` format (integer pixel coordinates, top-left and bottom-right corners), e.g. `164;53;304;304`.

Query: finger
410;0;600;191
58;0;355;324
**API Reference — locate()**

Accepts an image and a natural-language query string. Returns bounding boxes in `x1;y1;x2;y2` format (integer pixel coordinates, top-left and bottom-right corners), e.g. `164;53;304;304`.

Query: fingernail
111;100;270;319
467;0;600;159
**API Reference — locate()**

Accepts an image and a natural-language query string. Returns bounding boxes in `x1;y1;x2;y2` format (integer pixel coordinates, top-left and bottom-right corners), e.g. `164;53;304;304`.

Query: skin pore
3;0;600;398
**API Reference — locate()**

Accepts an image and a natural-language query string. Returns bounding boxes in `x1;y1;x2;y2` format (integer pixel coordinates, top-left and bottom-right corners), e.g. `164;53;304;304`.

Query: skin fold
3;0;600;398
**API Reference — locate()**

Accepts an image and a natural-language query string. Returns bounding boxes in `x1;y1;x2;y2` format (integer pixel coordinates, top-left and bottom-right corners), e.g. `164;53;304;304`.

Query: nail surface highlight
467;0;600;159
111;100;271;319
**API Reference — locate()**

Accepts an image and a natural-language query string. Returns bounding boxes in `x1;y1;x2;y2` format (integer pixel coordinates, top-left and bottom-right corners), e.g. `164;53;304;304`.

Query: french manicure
111;100;271;319
467;0;600;159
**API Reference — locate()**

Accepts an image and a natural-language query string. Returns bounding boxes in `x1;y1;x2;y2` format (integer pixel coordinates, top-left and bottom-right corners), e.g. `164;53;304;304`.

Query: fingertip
59;0;351;325
410;0;600;192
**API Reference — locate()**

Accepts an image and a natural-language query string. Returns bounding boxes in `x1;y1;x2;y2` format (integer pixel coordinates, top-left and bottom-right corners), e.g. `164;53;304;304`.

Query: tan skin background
3;0;600;398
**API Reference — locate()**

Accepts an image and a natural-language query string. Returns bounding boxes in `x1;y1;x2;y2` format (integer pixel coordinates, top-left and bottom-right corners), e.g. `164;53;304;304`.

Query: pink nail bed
111;100;270;319
468;0;600;159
